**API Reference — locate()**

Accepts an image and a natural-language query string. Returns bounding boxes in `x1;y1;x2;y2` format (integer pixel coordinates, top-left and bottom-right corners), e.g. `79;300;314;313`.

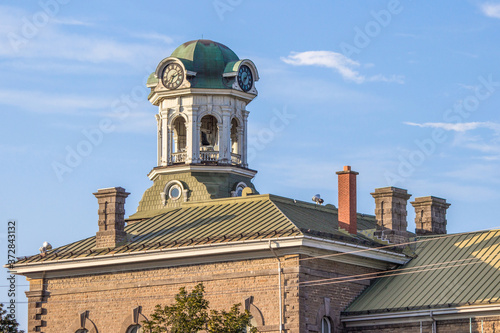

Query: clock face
237;65;253;92
162;63;184;89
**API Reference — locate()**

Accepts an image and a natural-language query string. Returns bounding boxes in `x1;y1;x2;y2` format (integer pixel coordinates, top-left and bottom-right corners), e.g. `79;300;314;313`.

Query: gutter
341;304;500;327
302;235;408;264
6;236;303;274
6;234;407;275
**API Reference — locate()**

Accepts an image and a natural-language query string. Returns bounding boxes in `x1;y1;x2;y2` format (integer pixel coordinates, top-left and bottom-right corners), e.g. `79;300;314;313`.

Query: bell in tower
133;40;260;215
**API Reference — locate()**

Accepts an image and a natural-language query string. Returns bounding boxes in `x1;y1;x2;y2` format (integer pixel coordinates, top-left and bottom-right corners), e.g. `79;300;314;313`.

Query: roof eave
341;304;500;327
6;235;407;276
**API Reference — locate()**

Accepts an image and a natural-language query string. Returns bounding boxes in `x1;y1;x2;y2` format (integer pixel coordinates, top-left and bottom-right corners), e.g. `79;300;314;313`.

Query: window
172;117;187;153
126;325;142;333
169;184;182;201
232;182;247;197
200;115;218;149
321;316;331;333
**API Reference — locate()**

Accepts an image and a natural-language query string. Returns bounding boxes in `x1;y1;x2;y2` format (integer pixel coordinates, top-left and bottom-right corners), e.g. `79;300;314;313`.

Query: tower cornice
148;87;257;106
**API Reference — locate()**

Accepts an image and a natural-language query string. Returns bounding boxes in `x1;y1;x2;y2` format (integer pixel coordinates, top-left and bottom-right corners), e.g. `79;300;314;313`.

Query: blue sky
1;1;500;329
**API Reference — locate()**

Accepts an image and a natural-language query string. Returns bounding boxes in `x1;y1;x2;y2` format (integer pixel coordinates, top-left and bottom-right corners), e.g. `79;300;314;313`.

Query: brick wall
27;256;297;333
26;253;385;333
298;256;379;333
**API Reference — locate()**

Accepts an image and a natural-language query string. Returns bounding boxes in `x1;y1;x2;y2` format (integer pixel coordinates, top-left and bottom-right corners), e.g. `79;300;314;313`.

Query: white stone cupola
146;39;259;169
133;40;260;215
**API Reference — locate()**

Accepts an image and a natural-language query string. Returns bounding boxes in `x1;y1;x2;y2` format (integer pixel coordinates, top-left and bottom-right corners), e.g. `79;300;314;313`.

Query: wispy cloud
132;32;174;44
281;51;404;84
405;121;500;132
52;18;93;26
0;89;109;114
480;3;500;18
0;6;173;65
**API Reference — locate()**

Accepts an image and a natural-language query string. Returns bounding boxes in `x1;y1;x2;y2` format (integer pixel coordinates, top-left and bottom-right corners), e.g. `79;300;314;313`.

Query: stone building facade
8;40;500;333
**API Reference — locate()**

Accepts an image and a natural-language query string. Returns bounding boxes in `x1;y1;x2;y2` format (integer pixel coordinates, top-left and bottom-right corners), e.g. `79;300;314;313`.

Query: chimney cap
411;196;451;207
370;186;411;199
336;165;359;175
93;187;130;197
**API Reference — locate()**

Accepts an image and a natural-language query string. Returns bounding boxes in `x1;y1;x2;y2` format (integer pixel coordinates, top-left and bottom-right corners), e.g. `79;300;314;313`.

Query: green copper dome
170;39;240;89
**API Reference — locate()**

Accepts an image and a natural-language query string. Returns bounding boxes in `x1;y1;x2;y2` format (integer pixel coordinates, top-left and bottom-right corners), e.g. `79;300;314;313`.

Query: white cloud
480;3;500;18
0;6;173;65
404;121;500;132
281;51;404;84
132;32;174;44
0;89;109;114
52;18;93;26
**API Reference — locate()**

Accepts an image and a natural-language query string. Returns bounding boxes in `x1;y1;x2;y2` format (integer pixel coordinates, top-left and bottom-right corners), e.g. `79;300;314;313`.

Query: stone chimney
94;187;130;249
411;196;450;236
371;187;411;244
336;166;358;234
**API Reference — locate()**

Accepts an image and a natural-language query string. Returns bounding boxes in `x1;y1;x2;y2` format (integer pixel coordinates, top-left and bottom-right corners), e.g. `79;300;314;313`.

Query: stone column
160;110;169;166
185;106;199;164
241;110;249;168
26;278;48;332
193;121;201;163
219;108;231;164
155;114;161;166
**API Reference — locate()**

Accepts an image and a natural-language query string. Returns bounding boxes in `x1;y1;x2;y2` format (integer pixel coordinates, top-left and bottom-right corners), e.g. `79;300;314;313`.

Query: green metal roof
344;229;500;315
13;194;394;265
171;39;239;89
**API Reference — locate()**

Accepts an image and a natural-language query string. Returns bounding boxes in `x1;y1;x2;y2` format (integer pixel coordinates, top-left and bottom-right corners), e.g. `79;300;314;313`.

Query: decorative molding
69;310;98;333
120;306;149;332
244;296;265;327
9;235;406;277
148;164;258;180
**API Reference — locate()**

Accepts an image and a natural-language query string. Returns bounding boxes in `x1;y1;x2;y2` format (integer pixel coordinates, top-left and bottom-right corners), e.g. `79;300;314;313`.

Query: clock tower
133;40;260;216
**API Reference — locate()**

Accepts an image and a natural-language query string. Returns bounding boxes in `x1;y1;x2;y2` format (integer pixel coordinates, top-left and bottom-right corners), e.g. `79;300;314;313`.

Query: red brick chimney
336;166;358;234
94;187;130;249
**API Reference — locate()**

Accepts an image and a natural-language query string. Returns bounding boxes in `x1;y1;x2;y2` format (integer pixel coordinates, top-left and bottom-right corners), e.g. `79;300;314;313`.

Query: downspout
269;240;283;333
430;311;436;333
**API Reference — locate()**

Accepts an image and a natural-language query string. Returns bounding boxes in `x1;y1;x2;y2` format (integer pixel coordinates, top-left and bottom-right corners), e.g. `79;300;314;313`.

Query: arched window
200;115;218;149
231;118;239;153
230;118;241;165
172;117;187;153
126;324;142;333
321;316;332;333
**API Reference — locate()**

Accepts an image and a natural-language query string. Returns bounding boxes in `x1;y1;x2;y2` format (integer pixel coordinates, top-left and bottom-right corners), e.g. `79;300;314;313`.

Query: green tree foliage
0;303;23;333
144;283;209;333
144;283;257;333
208;303;257;333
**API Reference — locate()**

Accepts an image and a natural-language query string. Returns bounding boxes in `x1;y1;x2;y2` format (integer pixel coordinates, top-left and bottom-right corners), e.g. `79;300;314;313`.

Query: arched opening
75;330;88;333
172;117;187;163
230;118;241;164
321;316;332;333
200;115;219;162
